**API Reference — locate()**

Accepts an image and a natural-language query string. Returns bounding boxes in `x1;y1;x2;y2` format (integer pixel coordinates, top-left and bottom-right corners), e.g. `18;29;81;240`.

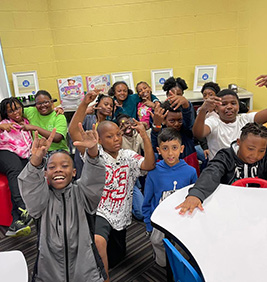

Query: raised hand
255;75;267;88
73;123;99;151
167;90;189;110
131;118;146;137
30;128;57;167
83;90;101;105
150;103;168;127
200;96;222;113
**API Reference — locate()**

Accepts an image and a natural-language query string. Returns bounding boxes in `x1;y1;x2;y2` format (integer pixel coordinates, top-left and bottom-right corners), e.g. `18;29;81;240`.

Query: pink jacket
0;118;32;158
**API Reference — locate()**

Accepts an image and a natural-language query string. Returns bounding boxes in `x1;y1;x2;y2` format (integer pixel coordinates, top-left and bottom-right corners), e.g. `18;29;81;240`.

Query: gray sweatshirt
18;152;106;282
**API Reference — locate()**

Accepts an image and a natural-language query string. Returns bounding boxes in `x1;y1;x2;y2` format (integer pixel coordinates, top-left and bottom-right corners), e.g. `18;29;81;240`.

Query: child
163;76;188;96
108;81;159;119
151;101;200;175
116;113;144;154
116;113;145;220
23;90;69;151
143;128;197;267
195;82;221;170
0;97;33;237
177;122;267;215
135;81;160;129
193;89;267;160
163;76;195;130
201;81;221;101
69;116;155;280
18;127;107;282
71;92;114;178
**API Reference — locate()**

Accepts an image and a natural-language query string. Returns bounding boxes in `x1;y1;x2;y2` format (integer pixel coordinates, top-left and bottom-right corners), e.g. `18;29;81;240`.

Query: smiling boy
18;128;107;282
142;127;197;267
193;89;267;160
177;122;267;215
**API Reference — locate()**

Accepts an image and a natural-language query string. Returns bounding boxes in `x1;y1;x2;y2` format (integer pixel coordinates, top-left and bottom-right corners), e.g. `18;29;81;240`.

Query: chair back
163;238;203;282
231;177;267;188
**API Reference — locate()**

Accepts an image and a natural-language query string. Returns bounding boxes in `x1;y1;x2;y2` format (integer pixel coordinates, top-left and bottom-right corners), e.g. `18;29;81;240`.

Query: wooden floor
0;219;167;282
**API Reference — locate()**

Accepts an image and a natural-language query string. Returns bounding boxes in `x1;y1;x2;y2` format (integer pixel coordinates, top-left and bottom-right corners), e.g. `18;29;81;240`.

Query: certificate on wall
12;71;39;97
193;65;217;91
111;72;134;91
151;69;173;95
86;74;111;94
57;76;84;110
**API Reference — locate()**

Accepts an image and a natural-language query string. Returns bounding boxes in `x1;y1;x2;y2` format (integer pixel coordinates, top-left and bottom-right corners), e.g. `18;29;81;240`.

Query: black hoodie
188;141;267;202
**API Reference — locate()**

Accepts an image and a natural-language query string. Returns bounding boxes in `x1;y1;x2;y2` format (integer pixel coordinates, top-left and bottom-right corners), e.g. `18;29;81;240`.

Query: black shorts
95;215;127;268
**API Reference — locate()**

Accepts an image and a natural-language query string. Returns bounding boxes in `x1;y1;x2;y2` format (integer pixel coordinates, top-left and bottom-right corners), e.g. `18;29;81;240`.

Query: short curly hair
162;77;188;93
240;122;267;141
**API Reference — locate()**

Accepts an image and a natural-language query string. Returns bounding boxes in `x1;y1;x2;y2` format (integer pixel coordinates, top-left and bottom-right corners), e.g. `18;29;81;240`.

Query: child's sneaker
18;207;33;226
5;220;31;237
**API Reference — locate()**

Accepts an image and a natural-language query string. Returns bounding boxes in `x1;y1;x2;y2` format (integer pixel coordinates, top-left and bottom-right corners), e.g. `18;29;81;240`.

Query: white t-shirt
205;112;257;160
97;147;146;230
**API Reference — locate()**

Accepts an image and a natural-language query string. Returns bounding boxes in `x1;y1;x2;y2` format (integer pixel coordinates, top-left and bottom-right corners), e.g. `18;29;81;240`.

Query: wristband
152;123;162;129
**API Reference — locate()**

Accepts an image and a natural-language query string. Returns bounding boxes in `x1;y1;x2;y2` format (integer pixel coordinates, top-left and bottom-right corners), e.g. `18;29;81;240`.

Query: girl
23;90;69;152
108;81;159;119
0;97;33;237
136;81;160;129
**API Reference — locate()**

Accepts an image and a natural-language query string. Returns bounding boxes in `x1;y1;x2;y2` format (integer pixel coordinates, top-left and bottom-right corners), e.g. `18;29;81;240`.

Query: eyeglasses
7;106;22;114
35;100;52;107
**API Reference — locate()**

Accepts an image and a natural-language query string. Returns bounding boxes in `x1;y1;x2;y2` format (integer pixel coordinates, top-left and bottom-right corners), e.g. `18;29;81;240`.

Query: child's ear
237;138;240;146
180;145;185;154
72;168;76;178
156;147;161;155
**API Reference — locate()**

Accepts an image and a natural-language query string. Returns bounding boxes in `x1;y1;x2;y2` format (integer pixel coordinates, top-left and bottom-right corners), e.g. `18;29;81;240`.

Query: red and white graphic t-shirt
97;147;146;230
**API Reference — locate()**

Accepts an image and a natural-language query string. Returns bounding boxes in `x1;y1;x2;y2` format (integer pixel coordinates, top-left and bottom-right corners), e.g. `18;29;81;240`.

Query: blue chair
163;238;203;282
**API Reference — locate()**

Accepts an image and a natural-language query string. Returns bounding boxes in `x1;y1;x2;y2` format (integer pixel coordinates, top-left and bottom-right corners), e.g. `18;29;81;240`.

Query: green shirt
24;107;69;152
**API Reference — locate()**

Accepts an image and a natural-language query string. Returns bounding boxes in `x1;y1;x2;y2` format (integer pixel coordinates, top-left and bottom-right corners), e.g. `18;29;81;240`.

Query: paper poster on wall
57;76;84;110
86;74;111;94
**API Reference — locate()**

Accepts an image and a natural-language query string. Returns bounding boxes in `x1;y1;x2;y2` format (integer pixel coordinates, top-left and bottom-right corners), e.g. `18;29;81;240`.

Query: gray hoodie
18;152;106;282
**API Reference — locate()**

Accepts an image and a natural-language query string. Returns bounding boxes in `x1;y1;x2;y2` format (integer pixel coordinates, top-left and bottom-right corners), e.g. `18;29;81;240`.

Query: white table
0;251;28;282
151;184;267;282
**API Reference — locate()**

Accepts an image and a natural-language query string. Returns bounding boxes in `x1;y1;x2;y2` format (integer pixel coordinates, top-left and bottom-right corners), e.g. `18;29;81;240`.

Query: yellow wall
0;0;266;109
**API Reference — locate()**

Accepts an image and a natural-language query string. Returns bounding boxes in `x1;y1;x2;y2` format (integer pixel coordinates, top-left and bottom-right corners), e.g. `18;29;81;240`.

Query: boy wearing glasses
22;90;68;151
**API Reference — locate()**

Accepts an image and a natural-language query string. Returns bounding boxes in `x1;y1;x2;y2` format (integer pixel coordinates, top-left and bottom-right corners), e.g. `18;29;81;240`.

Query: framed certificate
12;71;39;97
111;72;134;91
151;68;173;95
193;65;217;92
